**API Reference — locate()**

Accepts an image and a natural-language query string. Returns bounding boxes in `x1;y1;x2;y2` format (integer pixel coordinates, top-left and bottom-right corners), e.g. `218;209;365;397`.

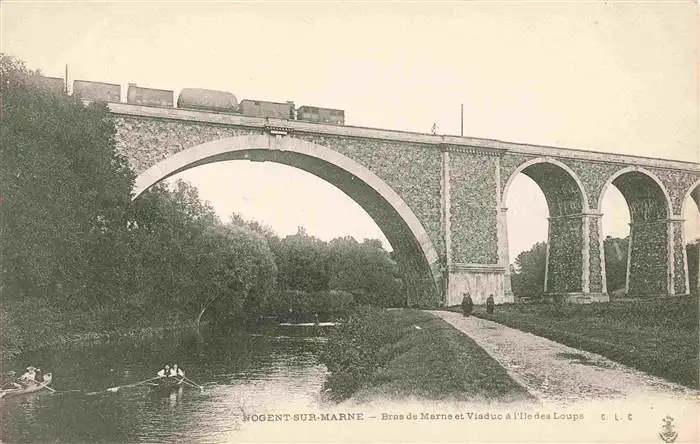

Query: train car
19;74;65;95
127;84;174;107
73;80;121;102
177;88;237;113
296;106;344;125
239;99;295;119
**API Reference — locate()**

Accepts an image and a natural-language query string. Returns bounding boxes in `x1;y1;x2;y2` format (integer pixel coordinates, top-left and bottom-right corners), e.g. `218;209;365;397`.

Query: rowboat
148;376;184;392
0;373;53;399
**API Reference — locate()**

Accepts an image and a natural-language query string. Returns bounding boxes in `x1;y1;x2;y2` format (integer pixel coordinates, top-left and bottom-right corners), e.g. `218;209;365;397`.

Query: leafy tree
275;227;330;292
326;237;402;307
511;242;547;299
0;53;135;308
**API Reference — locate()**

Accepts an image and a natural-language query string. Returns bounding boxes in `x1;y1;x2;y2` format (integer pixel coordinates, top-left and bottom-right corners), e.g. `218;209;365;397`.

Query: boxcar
239;99;295;119
296;106;344;125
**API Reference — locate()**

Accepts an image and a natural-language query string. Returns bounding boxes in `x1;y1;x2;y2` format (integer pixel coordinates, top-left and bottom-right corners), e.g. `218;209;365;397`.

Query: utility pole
460;103;464;136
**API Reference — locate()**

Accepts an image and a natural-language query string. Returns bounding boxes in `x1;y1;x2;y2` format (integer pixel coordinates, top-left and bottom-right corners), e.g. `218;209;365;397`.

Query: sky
1;1;698;262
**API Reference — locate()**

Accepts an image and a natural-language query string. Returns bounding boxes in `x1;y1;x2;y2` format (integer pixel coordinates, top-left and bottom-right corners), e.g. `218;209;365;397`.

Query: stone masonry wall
588;215;604;293
547;217;584;293
113;116;262;174
628;223;668;295
296;134;443;260
449;151;499;264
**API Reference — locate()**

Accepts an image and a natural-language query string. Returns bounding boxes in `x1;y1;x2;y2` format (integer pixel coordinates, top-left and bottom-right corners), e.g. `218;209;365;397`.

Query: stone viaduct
107;102;699;308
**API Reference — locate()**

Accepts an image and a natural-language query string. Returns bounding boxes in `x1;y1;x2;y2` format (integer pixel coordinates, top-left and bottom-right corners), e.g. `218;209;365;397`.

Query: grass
446;296;699;388
320;307;534;404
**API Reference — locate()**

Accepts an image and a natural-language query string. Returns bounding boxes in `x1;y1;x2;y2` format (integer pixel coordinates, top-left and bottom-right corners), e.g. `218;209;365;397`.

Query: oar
107;375;163;393
182;376;204;390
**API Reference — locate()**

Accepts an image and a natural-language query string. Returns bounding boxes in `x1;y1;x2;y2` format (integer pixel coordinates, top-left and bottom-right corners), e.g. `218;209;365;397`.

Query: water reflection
0;324;329;443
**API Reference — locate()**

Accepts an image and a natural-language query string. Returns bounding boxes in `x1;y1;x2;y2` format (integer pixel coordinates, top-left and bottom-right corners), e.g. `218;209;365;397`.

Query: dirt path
428;310;698;405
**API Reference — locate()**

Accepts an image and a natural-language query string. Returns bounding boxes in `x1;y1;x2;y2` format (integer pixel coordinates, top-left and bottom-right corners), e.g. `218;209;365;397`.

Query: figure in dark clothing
461;293;473;317
486;294;495;314
34;368;43;383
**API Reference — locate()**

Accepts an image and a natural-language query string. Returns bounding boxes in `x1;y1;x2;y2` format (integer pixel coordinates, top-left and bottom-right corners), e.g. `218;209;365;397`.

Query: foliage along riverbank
453;296;699;389
319;307;534;404
0;54;405;362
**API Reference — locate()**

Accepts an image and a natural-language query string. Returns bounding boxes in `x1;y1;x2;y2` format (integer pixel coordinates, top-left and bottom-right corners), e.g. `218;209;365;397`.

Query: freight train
26;76;346;125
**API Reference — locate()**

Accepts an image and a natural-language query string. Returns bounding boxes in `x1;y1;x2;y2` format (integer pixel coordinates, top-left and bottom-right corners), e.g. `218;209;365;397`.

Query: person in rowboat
34;368;44;383
157;364;170;378
19;367;36;385
169;364;185;378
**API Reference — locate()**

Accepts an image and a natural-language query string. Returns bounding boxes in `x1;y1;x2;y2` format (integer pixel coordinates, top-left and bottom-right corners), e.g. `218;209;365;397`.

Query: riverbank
320;307;534;404
0;307;203;364
445;295;699;388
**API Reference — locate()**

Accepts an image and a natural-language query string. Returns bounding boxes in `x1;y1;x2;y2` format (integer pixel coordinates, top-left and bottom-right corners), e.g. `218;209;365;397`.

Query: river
0;324;330;443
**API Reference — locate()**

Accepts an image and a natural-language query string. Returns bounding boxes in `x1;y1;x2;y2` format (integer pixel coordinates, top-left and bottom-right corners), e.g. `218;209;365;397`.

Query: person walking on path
486;294;495;314
461;293;473;317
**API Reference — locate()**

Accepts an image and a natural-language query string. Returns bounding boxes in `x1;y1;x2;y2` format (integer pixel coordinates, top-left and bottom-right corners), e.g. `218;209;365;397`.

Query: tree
511;242;547;299
0;53;135;307
191;223;277;326
275;228;330;292
326;237;402;306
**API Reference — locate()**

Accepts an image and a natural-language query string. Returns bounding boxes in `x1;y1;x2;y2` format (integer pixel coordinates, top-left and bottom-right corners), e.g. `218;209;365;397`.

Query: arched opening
598;168;672;296
503;158;589;301
132;135;442;307
599;185;631;299
682;182;700;294
504;174;549;301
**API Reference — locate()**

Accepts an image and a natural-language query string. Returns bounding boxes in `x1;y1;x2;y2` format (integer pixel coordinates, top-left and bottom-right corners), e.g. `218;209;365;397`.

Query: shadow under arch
132;134;442;306
598;166;673;296
597;166;672;215
503;157;590;211
502;157;591;299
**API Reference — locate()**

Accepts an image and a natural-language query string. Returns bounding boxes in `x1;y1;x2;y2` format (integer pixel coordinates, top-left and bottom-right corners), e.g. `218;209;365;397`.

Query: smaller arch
680;178;700;215
502;157;590;210
597;166;673;215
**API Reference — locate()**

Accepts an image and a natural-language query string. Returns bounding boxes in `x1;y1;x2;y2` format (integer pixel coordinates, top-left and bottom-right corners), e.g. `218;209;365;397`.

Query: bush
319;306;407;400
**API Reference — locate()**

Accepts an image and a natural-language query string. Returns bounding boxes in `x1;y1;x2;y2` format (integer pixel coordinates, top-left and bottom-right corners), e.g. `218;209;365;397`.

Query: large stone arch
598;167;680;296
502;157;601;301
132;134;442;306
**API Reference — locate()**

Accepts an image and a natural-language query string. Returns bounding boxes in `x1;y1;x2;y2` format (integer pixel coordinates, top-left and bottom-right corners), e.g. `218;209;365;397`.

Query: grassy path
323;308;534;405
430;311;699;406
461;296;699;388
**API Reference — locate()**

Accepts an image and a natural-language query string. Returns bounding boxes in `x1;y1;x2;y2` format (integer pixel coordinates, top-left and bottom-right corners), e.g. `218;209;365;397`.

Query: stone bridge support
602;168;690;297
503;158;608;303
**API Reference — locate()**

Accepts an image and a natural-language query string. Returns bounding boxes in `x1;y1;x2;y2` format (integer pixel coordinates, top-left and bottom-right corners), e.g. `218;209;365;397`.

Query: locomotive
64;79;345;125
